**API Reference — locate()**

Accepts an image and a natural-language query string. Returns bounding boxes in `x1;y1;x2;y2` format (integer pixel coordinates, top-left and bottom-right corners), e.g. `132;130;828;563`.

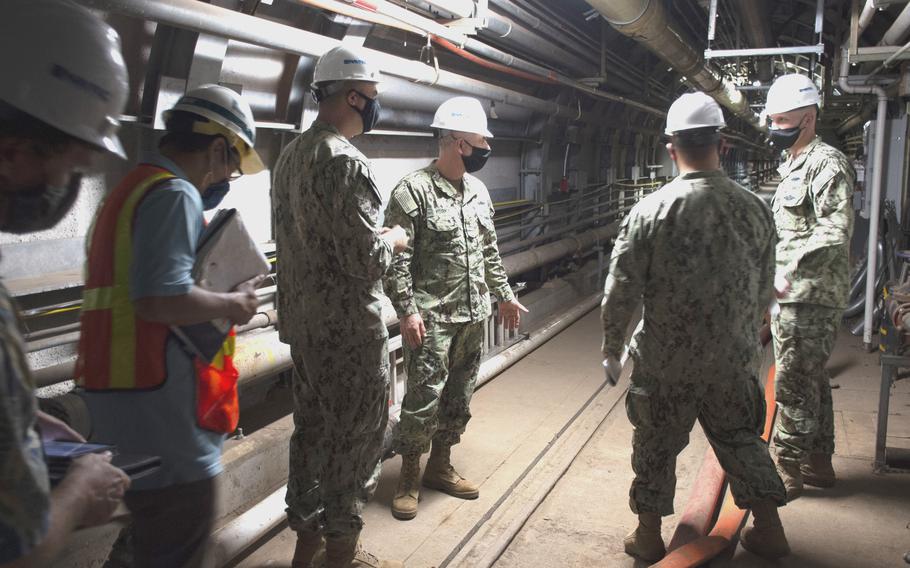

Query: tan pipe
585;0;759;129
733;0;773;83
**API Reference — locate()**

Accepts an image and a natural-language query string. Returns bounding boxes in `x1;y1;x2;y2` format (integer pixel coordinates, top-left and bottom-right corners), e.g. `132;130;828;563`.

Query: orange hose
653;363;778;567
666;446;725;551
431;36;559;85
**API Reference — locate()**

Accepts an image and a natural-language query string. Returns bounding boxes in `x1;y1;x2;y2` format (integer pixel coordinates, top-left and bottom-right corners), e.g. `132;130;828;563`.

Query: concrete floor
235;313;910;568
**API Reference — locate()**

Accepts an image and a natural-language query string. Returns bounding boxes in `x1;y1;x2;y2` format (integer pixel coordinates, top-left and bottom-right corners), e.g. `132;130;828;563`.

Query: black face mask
461;142;492;173
769;126;802;150
202;180;230;210
350;90;381;134
0;173;82;234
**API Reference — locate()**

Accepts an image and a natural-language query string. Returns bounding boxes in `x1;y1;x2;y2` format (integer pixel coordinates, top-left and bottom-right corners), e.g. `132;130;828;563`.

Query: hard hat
431;97;494;138
0;0;129;158
313;45;381;86
764;74;821;116
664;92;726;135
164;84;266;175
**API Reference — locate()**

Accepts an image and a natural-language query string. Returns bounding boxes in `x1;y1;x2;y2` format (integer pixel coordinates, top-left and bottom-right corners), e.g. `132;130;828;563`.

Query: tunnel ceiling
101;0;900;150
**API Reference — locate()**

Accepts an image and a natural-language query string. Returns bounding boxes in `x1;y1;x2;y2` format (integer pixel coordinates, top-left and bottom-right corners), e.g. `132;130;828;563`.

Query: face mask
0;173;82;234
202;179;230;211
350;90;381;134
461;142;491;173
769;126;801;150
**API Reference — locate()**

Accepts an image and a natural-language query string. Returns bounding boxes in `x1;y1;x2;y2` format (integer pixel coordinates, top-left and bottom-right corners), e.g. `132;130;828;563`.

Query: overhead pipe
433;37;668;116
480;12;601;78
839;48;889;348
75;0;596;122
836;105;875;134
732;0;774;83
483;4;669;95
412;0;475;19
289;0;666;116
489;0;600;53
880;3;910;46
860;0;877;33
584;0;761;129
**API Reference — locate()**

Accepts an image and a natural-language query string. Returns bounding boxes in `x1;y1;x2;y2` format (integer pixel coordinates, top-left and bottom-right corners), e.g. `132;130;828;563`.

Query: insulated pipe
839;49;889;348
481;12;601;77
489;0;600;53
32;223;620;387
501;223;619;274
75;0;592;122
732;0;774;83
585;0;760;128
419;0;475;18
836;105;875;135
434;37;668;116
860;0;877;33
880;3;910;46
207;293;603;566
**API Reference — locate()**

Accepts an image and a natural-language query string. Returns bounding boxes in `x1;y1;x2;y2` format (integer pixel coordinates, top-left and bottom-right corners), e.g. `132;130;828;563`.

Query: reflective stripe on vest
76;168;176;390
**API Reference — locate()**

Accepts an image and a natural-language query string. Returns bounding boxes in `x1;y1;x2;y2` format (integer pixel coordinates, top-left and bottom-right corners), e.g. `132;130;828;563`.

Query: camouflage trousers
626;369;786;515
286;334;390;537
396;319;485;456
771;303;841;464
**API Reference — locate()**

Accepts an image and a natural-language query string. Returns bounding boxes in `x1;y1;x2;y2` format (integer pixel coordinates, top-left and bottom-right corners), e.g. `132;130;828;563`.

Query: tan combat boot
292;530;325;568
325;534;403;568
801;453;836;488
777;459;803;501
422;443;479;499
740;499;791;559
391;452;421;520
623;512;666;562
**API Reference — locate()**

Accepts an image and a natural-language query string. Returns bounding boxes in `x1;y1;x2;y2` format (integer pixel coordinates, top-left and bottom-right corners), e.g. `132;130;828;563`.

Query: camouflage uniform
383;164;513;455
602;170;786;515
272;120;393;537
771;137;855;464
0;283;50;563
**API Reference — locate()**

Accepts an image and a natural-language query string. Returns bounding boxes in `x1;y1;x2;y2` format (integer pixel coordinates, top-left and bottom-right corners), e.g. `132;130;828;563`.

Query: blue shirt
80;152;224;490
0;284;49;562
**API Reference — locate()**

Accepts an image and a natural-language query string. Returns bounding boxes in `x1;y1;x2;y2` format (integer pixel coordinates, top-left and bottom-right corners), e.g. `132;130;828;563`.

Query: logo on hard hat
51;63;111;102
343;59;367;64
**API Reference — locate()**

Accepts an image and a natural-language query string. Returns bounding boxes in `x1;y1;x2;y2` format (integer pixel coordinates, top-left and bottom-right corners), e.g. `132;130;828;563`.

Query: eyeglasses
225;145;243;181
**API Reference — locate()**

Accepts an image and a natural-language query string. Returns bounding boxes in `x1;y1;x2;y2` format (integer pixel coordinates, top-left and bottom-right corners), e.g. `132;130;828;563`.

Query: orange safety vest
75;164;240;432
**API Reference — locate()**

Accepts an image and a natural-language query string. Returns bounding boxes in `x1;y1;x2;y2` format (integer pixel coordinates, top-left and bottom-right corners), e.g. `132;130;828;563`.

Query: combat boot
325;534;403;568
391;452;421;520
623;512;666;562
422;443;479;499
740;499;791;559
776;459;803;501
801;453;836;488
292;530;325;568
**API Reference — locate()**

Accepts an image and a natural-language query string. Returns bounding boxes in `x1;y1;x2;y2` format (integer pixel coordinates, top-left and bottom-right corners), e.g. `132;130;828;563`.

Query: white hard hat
431;97;494;138
764;74;821;116
313;45;381;86
164;84;265;175
0;0;129;158
664;92;726;135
